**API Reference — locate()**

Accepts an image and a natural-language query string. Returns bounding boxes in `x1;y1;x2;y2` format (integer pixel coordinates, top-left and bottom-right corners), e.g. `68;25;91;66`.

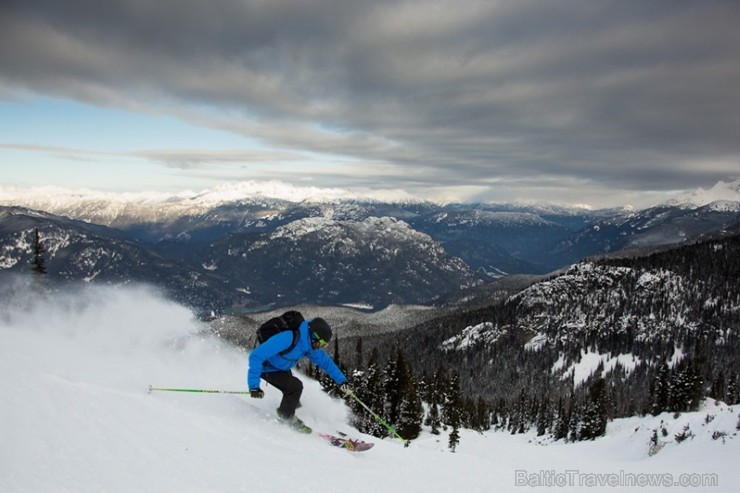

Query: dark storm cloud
2;0;739;196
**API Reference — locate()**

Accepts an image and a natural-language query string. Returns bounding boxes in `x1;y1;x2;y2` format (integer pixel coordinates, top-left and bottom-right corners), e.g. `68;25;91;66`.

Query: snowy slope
664;179;740;209
1;281;738;493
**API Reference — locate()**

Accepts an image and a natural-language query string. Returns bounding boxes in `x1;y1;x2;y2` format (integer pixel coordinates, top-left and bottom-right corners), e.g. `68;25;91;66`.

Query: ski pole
148;386;251;395
347;391;410;447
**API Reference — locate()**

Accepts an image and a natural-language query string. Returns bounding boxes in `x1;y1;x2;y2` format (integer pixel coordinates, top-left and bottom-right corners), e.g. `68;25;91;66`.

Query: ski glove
249;388;264;399
337;383;353;396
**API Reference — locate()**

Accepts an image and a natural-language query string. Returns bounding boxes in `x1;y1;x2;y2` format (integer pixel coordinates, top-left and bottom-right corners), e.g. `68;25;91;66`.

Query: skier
247;317;351;433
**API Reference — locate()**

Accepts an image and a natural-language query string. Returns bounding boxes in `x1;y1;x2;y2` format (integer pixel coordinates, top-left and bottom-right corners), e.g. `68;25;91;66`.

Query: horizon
1;177;739;211
2;1;740;209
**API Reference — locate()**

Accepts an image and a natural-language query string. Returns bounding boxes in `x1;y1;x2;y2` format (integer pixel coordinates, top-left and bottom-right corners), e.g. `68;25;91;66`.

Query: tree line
317;233;740;446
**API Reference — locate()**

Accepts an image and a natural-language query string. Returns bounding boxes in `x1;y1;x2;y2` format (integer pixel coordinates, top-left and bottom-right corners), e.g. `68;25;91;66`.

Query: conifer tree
568;403;581;442
579;378;608;440
355;337;364;370
32;229;47;275
536;396;552;436
383;347;403;425
510;390;529;434
650;363;670;415
445;371;463;452
424;365;447;434
668;359;703;412
709;371;725;402
552;398;569;441
726;375;738;404
352;348;387;437
397;374;424;440
475;397;491;432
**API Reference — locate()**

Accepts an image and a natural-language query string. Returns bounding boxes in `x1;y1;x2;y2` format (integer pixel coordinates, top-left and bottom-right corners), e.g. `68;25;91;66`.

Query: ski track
1;284;738;493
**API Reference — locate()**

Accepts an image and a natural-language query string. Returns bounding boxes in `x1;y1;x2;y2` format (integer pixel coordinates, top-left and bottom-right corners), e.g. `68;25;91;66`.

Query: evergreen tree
383;347;403;425
355;337;364;370
424;365;447;435
332;336;340;364
536;396;552;436
650;363;670;415
32;229;47;275
397;374;424;440
510;390;529;434
726;375;739;404
579;378;608;440
709;371;725;402
668;359;703;412
425;397;442;435
568;404;581;442
352;348;387;437
445;371;463;452
475;397;491;432
552;398;569;441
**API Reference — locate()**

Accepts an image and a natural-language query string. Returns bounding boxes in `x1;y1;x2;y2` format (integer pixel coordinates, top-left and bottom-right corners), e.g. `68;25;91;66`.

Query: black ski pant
261;371;303;419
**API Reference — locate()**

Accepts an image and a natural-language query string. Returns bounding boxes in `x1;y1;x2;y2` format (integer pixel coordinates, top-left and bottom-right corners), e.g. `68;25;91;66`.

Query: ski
316;431;374;452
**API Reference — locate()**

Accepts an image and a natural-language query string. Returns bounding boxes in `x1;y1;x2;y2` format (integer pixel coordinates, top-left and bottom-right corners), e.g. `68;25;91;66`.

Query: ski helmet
309;318;332;344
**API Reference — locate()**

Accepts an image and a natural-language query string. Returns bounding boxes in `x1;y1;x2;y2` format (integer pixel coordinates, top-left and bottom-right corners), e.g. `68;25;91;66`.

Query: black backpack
255;310;305;356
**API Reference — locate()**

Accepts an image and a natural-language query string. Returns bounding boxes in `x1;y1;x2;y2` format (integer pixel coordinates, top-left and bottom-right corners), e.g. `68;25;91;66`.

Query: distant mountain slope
551;201;740;266
2;181;739;310
408;209;572;272
0;207;243;314
202;216;481;307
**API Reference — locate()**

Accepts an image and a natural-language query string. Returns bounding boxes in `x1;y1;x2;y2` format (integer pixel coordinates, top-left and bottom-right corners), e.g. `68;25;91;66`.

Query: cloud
0;143;308;170
1;0;739;202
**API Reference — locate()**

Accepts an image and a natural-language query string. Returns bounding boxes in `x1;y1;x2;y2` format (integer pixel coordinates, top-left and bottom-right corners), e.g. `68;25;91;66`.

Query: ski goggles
312;333;329;347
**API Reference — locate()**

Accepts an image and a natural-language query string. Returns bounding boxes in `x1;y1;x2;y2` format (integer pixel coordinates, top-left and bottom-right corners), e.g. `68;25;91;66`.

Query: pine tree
425;398;442;435
552;398;569;441
536;396;552;436
475;397;491;432
383;347;403;425
726;375;739;404
397;374;424;440
445;371;463;452
352;348;387;437
510;390;529;434
448;426;460;453
669;359;703;412
332;336;340;364
424;365;446;435
709;371;725;402
355;337;364;370
579;378;608;440
651;363;670;415
568;404;581;442
32;229;47;275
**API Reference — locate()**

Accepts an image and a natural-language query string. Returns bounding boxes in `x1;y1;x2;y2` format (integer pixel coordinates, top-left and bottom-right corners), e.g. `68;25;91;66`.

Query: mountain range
1;179;738;314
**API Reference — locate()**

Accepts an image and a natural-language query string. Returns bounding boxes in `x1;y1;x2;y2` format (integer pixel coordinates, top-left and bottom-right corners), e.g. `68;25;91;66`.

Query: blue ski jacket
247;320;347;390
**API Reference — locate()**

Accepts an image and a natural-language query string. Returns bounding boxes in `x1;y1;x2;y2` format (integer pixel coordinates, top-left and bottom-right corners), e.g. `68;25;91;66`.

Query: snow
440;322;505;351
0;180;422;216
662;179;740;209
2;282;739;493
558;349;642;387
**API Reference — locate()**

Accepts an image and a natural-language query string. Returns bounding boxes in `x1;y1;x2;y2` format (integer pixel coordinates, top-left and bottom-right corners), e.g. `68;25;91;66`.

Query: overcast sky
1;0;739;207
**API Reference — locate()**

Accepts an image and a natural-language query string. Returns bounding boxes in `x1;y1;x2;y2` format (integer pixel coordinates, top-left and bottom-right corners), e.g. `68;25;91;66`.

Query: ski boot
276;411;312;434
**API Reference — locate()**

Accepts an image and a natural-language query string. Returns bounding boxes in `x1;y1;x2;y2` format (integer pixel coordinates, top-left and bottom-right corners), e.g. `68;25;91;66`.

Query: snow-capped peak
0;180;422;211
191;180;420;205
663;179;740;209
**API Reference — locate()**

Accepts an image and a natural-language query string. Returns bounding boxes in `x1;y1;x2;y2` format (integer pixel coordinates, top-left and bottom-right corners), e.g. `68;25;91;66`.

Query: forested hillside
332;233;739;441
